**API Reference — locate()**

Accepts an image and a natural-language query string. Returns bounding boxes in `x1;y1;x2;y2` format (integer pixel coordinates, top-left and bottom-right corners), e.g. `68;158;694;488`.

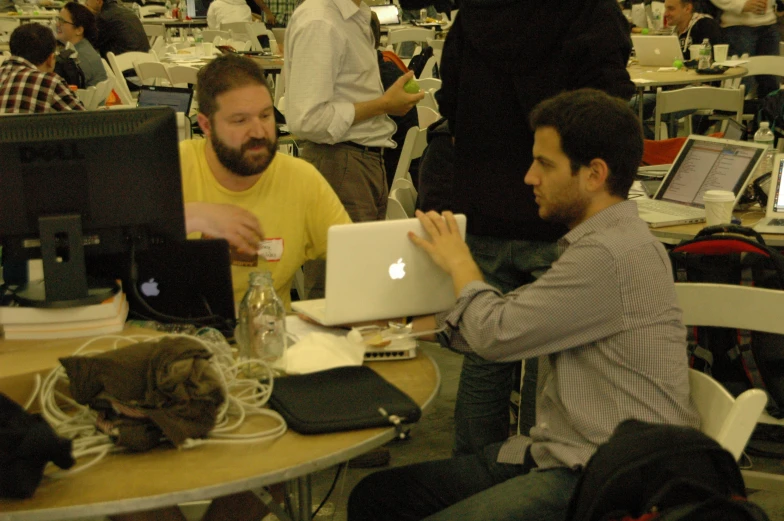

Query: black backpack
408;45;436;79
566;420;769;521
54;48;86;89
669;225;784;419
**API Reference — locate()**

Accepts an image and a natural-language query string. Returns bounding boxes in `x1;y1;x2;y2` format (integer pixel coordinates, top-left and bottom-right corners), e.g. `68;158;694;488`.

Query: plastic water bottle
236;271;286;367
698;38;712;70
132;2;141;18
164;0;172;18
754;121;776;177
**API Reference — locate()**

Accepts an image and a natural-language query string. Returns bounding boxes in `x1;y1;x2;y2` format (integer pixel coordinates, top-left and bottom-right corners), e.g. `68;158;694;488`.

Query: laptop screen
186;0;208;18
723;119;746;141
772;159;784;214
370;4;401;25
137;85;193;114
656;137;763;208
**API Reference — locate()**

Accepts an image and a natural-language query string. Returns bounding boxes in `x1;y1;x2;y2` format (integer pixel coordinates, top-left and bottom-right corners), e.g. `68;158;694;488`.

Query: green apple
641;28;649;35
403;78;420;94
673;59;684;69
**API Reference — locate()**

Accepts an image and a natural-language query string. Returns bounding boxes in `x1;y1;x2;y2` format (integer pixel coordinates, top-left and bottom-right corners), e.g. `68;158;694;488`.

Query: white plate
164;53;202;62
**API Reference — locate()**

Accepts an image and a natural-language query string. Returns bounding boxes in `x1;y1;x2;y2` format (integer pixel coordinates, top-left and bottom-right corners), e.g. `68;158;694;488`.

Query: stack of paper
0;291;128;340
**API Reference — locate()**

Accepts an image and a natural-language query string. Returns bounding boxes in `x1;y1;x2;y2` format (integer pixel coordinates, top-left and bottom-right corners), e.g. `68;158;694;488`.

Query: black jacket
95;0;151;58
437;0;636;240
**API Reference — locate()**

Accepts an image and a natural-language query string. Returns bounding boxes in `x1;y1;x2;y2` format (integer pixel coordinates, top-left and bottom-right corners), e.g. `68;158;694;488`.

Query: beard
210;129;278;177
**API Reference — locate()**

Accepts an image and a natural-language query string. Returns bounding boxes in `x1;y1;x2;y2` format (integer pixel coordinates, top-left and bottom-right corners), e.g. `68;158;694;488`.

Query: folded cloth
0;393;75;498
60;337;224;451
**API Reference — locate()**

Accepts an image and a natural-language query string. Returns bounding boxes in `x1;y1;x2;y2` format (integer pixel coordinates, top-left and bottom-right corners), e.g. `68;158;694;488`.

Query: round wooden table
627;64;748;121
648;207;784;247
0;329;440;521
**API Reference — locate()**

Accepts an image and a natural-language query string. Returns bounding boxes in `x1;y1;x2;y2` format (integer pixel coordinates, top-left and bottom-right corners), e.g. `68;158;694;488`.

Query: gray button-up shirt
436;200;700;470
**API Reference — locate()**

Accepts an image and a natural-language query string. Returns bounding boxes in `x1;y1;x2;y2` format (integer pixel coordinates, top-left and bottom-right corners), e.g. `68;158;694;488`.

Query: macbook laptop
723;118;747;142
754;154;784;233
370;4;401;25
635;135;767;228
632;35;684;67
87;239;236;334
292;216;467;326
137;85;194;115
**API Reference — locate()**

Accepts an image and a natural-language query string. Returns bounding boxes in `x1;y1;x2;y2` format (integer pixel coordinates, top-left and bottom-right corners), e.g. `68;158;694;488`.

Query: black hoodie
437;0;636;241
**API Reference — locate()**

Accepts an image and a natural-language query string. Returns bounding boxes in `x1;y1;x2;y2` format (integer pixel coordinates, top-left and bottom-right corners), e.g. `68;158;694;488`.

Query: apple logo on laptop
654;48;661;55
389;258;406;280
140;278;160;297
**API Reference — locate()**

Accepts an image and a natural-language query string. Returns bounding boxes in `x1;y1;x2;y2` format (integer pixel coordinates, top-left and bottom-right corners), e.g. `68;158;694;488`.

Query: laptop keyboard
638;199;705;217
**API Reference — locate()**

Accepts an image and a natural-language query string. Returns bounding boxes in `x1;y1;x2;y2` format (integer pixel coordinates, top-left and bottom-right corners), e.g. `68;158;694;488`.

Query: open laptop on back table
292;216;467;326
754;154;784;233
370;4;401;25
631;34;684;67
635;135;767;228
137;85;194;115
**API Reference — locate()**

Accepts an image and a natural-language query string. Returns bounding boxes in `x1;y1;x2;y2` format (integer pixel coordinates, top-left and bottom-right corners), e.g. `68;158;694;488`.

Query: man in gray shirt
347;89;700;521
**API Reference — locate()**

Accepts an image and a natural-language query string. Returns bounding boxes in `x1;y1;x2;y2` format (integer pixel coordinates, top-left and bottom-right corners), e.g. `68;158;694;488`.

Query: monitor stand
13;214;119;308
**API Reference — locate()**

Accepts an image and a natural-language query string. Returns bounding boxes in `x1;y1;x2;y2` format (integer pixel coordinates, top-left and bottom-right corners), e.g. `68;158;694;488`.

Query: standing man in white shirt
284;0;424;296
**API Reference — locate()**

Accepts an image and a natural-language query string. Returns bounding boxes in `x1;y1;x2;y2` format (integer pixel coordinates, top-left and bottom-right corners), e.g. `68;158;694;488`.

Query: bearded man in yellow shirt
180;54;351;308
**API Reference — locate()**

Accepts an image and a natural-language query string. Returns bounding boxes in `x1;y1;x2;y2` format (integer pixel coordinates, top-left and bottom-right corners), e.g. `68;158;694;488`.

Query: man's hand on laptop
184;202;264;255
409;210;484;296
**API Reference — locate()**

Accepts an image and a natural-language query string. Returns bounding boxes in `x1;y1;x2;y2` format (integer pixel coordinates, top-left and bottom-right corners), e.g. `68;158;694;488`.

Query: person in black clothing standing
85;0;150;57
435;0;636;458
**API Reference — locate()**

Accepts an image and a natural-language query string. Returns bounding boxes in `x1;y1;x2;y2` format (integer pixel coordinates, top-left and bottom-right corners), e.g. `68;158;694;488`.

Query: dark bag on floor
54;48;86;89
566;420;769;521
268;365;421;435
669;225;784;419
408;46;436;79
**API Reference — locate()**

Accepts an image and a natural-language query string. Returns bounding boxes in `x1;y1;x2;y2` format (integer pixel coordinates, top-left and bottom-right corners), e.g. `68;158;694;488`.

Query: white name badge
257;238;284;262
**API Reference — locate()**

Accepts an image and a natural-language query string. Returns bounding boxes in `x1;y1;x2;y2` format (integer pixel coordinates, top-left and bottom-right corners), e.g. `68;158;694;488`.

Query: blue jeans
347;442;580;521
724;23;781;98
453;235;559;456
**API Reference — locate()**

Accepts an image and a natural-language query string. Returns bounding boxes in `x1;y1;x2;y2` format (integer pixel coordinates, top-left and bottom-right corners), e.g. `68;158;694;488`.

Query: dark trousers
298;141;388;298
347;442;579;521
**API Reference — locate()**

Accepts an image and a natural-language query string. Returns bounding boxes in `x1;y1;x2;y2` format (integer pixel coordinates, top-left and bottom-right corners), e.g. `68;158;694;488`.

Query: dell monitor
0;107;186;308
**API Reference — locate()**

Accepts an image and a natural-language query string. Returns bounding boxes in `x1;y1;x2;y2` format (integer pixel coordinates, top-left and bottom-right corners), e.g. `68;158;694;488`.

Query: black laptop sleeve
268;366;422;434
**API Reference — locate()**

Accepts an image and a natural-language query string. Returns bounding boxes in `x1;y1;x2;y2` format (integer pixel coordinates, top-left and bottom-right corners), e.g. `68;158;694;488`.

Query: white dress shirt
283;0;396;147
207;0;252;30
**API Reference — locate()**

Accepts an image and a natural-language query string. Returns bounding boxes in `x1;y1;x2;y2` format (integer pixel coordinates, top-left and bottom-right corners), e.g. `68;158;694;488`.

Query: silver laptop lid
324;215;466;324
370;4;401;25
631;34;684;66
654;135;767;209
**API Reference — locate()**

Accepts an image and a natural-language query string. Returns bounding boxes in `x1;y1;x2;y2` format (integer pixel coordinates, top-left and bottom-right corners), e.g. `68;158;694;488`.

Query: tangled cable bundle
34;329;287;475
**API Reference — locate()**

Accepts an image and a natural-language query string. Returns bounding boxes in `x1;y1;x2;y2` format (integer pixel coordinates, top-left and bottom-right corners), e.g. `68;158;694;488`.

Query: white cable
33;330;287;474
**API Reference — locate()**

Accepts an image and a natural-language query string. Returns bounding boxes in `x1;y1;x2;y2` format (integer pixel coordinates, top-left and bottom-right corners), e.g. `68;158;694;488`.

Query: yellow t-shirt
179;139;351;309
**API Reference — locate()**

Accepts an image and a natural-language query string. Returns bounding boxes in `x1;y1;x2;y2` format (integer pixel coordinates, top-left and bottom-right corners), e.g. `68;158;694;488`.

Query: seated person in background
666;0;724;53
630;0;724;139
347;89;700;521
370;11;418;186
0;23;84;113
56;1;108;88
207;0;252;29
85;0;150;57
181;53;352;308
